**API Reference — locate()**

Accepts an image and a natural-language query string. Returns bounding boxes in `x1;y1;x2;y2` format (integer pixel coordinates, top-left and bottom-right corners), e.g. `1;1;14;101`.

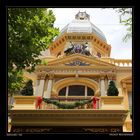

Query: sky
49;8;132;59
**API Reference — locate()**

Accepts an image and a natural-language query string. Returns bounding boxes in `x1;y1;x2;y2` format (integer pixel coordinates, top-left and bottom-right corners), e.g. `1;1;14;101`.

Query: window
73;36;76;39
68;36;71;39
59;87;66;96
87;87;94;96
77;36;81;39
69;85;85;96
58;85;95;97
87;36;90;39
82;36;86;40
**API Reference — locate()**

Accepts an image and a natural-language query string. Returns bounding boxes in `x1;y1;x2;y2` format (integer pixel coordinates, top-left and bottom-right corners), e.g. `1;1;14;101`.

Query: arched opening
59;85;94;97
52;77;99;97
59;87;66;96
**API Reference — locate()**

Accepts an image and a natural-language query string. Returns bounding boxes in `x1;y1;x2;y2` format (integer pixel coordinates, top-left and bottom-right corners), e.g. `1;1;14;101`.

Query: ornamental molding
35;66;118;79
10;110;128;118
47;53;116;67
116;67;132;72
65;59;90;66
35;66;116;74
37;71;46;80
10;110;128;126
47;71;55;80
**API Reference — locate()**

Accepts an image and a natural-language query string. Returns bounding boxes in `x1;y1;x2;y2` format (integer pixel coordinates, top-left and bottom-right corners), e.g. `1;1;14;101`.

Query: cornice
116;67;132;72
11;110;128;125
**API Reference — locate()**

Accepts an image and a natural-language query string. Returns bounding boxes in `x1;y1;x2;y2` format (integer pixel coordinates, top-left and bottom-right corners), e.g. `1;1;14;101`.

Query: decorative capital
107;73;114;80
122;83;127;89
47;71;54;80
100;73;106;80
37;71;46;80
112;77;116;80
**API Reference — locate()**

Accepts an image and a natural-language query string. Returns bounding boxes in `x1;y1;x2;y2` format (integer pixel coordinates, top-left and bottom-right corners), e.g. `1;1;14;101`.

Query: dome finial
75;11;90;20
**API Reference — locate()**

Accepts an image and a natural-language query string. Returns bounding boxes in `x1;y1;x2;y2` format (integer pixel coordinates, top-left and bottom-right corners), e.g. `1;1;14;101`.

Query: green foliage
43;98;92;109
20;80;33;96
107;81;119;96
41;59;48;65
8;8;59;93
114;8;132;42
8;70;24;94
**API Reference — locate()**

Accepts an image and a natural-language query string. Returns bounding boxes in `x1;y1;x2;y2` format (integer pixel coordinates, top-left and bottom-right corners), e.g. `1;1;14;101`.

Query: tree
107;81;119;96
8;8;59;93
8;69;24;94
114;8;132;42
20;80;33;96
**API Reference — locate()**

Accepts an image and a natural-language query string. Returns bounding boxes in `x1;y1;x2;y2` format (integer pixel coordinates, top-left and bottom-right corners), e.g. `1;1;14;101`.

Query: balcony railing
114;59;132;67
12;96;124;110
101;58;132;67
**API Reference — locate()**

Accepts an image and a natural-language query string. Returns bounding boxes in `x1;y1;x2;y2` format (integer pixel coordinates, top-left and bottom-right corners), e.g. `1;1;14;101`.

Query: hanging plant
43;98;93;109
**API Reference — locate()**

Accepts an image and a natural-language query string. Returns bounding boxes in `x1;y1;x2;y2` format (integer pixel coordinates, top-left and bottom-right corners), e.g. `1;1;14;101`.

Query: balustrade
114;60;132;67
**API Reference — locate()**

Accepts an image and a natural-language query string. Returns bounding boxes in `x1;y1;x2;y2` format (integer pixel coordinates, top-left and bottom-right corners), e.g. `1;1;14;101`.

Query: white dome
60;12;107;42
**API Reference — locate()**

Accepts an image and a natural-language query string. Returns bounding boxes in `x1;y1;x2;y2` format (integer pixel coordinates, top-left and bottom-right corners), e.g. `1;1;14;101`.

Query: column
122;82;131;121
85;86;87;98
108;79;111;85
35;72;46;96
122;83;129;110
44;79;53;98
66;86;69;98
105;77;108;95
84;86;88;109
43;72;54;98
100;76;106;96
35;80;45;96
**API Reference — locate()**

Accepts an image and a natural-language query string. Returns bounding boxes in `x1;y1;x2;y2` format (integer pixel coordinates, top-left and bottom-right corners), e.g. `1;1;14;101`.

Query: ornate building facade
9;11;132;133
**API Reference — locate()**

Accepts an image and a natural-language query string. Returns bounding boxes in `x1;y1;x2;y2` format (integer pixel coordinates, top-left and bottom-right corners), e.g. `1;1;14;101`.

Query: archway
51;77;99;97
59;85;94;97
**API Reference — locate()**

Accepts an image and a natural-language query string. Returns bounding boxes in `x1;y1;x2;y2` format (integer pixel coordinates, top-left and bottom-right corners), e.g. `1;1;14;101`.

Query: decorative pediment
47;54;115;68
65;59;90;66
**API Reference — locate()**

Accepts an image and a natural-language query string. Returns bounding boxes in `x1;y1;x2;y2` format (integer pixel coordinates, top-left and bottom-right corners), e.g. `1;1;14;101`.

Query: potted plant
100;81;124;110
107;81;119;96
20;80;33;96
